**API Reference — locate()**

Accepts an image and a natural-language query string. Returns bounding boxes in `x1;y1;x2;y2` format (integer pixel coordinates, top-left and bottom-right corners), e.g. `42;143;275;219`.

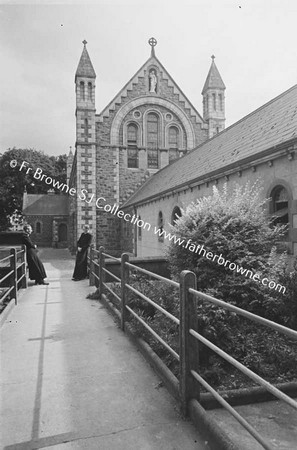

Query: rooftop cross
148;37;157;56
82;40;87;46
211;54;215;61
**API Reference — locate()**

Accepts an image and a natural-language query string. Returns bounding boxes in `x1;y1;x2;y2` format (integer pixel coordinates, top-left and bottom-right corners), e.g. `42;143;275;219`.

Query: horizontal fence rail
88;247;297;450
0;245;27;307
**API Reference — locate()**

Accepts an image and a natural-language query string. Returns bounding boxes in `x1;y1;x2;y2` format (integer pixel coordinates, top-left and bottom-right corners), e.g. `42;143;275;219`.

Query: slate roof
124;84;297;207
75;44;96;79
23;194;68;216
202;58;226;94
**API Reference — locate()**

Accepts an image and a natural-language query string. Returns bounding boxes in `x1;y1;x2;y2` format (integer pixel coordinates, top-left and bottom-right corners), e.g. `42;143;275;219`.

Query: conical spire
202;55;225;95
75;40;96;80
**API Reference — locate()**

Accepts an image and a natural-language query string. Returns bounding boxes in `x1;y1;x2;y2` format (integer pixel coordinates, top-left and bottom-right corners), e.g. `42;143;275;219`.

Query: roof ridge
194;83;297;151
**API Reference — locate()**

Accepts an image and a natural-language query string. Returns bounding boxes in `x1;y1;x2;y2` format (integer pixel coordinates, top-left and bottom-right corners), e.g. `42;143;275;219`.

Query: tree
0;148;67;230
166;181;289;321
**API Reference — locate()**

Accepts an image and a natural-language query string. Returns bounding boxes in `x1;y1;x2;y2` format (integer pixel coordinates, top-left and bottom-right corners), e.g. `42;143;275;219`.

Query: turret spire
202;55;225;95
75;40;96;80
202;56;226;138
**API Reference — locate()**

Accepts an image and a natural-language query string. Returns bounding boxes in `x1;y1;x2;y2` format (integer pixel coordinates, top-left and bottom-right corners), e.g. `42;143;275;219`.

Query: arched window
138;215;142;240
271;186;289;226
157;211;164;242
147;113;159;168
212;93;216;111
35;221;41;234
88;82;92;100
80;81;85;101
127;123;138;168
171;206;182;225
84;119;88;141
219;94;223;111
169;126;179;163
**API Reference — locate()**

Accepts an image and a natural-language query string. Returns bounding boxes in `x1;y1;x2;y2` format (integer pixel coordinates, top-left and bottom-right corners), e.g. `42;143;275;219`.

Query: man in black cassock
72;225;92;281
22;225;49;285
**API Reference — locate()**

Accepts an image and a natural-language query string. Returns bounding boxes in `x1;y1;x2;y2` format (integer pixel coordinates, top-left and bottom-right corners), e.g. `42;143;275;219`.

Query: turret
74;40;97;242
202;55;226;138
75;40;96;111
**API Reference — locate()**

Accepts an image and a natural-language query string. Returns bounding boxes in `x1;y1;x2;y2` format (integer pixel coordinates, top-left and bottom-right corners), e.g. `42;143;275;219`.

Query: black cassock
72;232;92;280
22;234;47;282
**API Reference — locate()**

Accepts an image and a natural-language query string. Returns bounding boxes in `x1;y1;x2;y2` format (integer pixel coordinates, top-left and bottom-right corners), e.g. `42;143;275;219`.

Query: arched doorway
58;223;67;242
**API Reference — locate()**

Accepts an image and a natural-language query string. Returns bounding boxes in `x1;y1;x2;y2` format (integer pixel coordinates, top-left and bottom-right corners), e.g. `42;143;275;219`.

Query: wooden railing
0;245;27;307
89;246;297;450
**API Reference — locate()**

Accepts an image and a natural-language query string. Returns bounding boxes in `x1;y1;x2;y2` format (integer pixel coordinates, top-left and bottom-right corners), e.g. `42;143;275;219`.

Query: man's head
83;225;90;233
23;224;32;234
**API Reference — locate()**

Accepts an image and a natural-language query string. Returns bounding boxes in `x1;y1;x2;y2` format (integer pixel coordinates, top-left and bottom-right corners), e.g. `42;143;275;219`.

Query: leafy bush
166;181;291;321
98;275;297;389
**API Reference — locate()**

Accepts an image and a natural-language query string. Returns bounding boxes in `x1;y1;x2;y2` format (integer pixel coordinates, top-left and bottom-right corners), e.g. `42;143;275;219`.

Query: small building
22;190;68;247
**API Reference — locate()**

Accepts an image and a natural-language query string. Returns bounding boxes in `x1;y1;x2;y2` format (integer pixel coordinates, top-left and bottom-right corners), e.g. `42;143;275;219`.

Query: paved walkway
1;249;207;450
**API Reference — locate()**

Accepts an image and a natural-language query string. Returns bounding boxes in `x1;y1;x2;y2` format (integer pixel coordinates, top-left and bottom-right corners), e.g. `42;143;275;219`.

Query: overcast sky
1;0;296;157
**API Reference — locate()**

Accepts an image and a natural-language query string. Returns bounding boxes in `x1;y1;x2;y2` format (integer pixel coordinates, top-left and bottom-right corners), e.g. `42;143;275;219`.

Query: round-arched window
271;186;289;226
35;221;42;234
157;211;164;242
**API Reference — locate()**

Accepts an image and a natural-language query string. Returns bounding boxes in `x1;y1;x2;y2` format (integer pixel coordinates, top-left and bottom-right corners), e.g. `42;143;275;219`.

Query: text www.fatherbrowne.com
154;227;286;294
13;159;286;294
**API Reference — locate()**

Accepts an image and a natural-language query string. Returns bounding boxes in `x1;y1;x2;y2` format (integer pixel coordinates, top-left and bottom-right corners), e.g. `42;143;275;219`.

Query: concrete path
1;249;207;450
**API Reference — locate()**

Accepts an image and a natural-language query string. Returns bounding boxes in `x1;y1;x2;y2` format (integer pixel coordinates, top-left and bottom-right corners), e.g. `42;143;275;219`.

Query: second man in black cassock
72;225;92;281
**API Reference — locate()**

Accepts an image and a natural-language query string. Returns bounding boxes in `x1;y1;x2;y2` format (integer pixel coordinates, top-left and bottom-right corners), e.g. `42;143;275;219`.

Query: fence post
89;245;95;286
99;246;105;298
179;270;200;416
10;248;18;305
21;245;27;289
121;253;130;331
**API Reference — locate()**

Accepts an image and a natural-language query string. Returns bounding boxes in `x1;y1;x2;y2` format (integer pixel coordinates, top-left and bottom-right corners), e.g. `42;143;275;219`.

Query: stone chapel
68;39;297;259
68;38;226;254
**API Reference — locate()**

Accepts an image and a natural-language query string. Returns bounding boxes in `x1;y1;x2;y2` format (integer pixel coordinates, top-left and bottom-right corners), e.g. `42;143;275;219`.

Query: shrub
166;181;289;320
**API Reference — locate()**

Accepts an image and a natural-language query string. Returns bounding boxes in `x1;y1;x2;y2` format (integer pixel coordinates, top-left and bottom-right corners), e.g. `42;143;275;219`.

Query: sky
1;0;296;157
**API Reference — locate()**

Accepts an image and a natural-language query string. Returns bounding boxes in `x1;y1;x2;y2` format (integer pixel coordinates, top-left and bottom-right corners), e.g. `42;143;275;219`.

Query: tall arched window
271;186;289;226
212;93;216;111
171;206;182;225
35;221;41;234
80;81;85;101
157;211;164;242
127;123;138;168
169;126;179;163
88;82;92;100
138;215;142;240
147;113;159;168
84;119;88;141
219;94;223;111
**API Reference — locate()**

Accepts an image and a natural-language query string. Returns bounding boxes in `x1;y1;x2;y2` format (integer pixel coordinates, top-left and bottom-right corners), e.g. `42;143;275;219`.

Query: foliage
0;148;67;230
100;276;297;388
166;181;290;321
